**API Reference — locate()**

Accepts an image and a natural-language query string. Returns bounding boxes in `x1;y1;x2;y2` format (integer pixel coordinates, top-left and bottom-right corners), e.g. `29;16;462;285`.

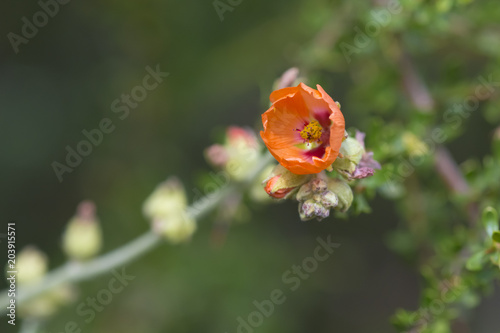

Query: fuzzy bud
326;178;353;213
63;201;102;261
332;137;365;174
143;177;196;243
296;176;342;221
14;246;48;285
205;127;261;181
332;131;380;180
264;164;311;199
299;199;330;221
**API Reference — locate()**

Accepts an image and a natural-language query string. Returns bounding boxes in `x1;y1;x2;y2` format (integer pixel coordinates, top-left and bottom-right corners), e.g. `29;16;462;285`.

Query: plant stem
19;318;43;333
0;152;274;313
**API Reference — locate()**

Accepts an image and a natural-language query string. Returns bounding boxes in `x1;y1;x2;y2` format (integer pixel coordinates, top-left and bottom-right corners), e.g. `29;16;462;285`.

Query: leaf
492;231;500;244
466;251;486;271
482;206;499;237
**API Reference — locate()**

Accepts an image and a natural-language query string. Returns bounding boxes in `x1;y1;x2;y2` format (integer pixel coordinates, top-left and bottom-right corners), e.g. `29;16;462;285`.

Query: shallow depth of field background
1;0;499;332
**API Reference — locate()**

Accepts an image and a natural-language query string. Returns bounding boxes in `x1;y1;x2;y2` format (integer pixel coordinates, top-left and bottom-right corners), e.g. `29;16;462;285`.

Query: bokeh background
1;0;500;332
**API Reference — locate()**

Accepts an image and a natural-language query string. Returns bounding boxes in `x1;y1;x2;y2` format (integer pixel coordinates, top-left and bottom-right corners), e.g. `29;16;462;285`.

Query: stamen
299;120;323;143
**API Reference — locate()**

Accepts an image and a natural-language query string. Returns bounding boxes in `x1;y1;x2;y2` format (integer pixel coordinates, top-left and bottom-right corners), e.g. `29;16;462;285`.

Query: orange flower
260;83;345;175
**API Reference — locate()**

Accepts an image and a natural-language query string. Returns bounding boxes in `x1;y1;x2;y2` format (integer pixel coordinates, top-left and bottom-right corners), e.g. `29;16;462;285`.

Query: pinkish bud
263;165;311;200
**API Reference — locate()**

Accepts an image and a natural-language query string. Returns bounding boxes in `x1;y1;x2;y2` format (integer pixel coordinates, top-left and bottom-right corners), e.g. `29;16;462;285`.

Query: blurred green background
1;0;500;332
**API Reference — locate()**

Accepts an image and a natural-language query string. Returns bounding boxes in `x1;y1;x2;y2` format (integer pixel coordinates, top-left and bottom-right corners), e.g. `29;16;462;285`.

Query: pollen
299;120;323;143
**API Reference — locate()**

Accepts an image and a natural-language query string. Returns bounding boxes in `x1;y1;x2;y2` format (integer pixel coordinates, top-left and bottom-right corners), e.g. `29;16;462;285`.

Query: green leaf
482;207;499;237
492;231;500;244
466;251;485;271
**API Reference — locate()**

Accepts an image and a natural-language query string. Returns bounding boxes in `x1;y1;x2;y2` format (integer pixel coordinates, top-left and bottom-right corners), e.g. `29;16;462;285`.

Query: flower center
299;120;323;143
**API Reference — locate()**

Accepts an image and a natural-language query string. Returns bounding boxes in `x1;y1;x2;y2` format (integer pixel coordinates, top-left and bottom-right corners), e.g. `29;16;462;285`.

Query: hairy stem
0;152;274;312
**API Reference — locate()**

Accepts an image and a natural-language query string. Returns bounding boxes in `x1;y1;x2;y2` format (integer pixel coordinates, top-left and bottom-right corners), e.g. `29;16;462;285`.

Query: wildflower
260;83;345;175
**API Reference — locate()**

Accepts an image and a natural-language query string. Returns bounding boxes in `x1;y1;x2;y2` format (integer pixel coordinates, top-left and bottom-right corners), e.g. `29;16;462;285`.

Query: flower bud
205;127;261;181
263;164;311;199
296;175;342;221
326;178;353;213
319;190;339;208
332;131;380;180
63;201;102;261
299;199;330;221
14;248;75;319
274;67;300;89
249;165;276;203
143;178;187;219
310;178;328;193
151;214;196;244
331;137;364;174
19;283;76;319
143;177;196;243
14;246;47;285
296;182;313;202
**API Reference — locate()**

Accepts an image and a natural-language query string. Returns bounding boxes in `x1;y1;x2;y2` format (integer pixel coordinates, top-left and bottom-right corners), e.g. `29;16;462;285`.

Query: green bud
63;201;102;261
296;182;313;202
143;178;188;220
19;283;76;319
331;137;365;174
14;246;47;285
327;178;353;213
13;248;75;319
152;213;197;244
143;177;196;243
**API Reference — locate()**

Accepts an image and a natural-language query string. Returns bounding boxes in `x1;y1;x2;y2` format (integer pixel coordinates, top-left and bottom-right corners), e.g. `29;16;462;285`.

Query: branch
399;51;435;112
0;152;274;313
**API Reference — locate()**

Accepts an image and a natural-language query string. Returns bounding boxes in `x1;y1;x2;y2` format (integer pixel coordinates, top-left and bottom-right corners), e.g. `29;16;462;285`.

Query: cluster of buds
262;165;354;221
261;130;378;221
205;126;261;181
9;247;75;318
143;177;196;243
296;176;353;221
62;201;102;261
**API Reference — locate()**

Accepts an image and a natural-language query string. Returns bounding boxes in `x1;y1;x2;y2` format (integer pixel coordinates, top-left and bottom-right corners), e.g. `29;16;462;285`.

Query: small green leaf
466;251;485;271
492;231;500;243
482;207;499;237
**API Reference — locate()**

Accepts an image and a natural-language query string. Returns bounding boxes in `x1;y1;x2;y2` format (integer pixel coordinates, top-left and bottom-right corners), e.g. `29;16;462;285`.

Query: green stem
0;152;274;313
18;318;44;333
